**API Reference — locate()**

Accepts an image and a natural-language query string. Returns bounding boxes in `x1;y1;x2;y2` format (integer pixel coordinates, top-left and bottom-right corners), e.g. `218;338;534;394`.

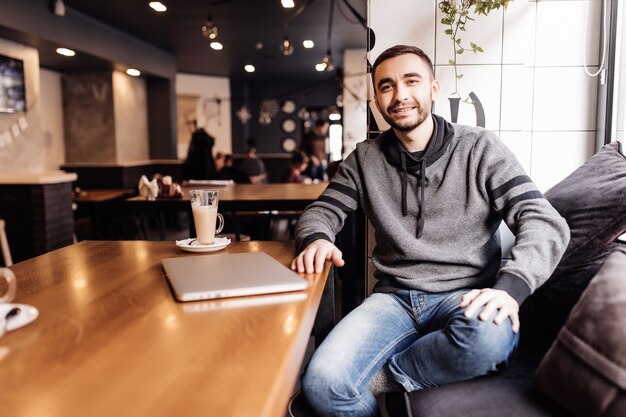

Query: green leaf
456;38;462;44
448;59;456;65
457;48;464;54
476;46;484;52
456;74;464;79
470;42;477;49
444;29;453;35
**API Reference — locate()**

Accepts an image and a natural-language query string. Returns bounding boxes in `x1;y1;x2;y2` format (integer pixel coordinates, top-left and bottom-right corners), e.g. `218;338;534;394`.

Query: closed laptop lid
161;252;309;302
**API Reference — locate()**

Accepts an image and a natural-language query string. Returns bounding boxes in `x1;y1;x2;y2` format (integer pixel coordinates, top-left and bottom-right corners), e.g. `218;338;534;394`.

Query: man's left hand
460;289;520;333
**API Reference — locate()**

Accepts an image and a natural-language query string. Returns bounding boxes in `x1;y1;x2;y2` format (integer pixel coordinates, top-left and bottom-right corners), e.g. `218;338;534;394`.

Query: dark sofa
386;142;626;417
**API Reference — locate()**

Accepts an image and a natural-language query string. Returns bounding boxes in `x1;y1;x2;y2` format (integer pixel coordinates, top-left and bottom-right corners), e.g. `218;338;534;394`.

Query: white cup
0;268;16;303
189;190;224;245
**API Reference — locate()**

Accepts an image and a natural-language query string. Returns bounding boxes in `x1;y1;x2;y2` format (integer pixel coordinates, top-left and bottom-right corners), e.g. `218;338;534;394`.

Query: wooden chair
0;218;13;266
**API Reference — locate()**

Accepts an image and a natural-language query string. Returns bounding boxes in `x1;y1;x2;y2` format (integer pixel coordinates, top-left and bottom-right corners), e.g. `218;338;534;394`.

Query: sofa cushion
535;249;626;417
394;365;571;417
544;141;626;273
518;142;626;351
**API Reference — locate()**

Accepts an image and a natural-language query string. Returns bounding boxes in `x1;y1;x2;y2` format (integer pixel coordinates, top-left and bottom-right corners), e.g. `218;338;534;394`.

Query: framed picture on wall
0;54;26;113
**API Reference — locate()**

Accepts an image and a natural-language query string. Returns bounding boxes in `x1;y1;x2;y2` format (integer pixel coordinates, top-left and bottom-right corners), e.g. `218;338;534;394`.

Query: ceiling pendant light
280;37;294;56
281;0;295;8
321;0;335;72
322;50;335;71
201;14;218;40
280;24;294;56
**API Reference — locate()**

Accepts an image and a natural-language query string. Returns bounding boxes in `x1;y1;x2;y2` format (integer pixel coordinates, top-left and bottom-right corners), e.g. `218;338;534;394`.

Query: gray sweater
295;115;570;304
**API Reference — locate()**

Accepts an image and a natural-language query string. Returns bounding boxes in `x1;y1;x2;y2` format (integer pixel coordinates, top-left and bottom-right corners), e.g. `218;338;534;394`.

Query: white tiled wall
534;0;600;67
434;65;502;131
531;131;595;192
532;66;598;132
365;0;604;292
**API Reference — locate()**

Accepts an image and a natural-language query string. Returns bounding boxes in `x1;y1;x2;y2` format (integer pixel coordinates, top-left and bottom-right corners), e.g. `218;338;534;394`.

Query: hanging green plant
438;0;512;102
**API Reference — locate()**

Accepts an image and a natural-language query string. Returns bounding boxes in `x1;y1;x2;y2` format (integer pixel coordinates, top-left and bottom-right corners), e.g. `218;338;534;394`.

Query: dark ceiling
60;0;367;79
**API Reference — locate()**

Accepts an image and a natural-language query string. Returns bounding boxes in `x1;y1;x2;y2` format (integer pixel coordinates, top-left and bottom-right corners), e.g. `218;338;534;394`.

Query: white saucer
0;303;39;333
176;237;231;253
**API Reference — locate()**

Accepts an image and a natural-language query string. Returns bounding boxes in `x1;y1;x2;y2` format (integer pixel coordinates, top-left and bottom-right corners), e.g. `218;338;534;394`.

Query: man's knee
447;314;518;367
302;353;351;405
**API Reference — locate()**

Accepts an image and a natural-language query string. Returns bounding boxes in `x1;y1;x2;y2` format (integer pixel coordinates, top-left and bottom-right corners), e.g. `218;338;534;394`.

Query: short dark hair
371;45;434;86
291;151;309;166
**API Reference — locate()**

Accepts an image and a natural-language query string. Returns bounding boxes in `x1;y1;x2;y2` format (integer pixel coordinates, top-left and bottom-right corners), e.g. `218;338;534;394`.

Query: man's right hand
291;239;345;273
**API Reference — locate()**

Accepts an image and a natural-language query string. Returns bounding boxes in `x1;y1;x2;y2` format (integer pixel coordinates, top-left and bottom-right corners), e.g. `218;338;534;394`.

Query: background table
0;240;329;417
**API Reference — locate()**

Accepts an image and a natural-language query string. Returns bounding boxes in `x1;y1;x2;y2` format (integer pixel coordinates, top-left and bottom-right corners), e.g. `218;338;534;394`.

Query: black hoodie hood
381;114;455;238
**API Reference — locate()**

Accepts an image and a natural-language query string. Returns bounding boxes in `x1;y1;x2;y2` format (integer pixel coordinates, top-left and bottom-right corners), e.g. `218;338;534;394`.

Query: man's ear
373;92;383;114
431;79;441;101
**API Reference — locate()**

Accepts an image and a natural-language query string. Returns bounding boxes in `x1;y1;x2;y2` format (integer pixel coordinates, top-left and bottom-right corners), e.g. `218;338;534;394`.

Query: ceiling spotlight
244;64;256;73
303;40;314;49
315;63;326;72
149;2;167;12
126;69;141;77
53;0;66;16
329;112;341;121
255;42;264;50
201;14;218;40
56;47;75;57
281;0;295;8
210;42;223;50
280;37;294;56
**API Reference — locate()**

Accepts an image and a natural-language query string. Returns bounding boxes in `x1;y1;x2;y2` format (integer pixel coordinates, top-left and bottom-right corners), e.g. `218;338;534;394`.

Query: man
185;120;217;180
301;119;330;182
290;45;569;417
239;139;267;183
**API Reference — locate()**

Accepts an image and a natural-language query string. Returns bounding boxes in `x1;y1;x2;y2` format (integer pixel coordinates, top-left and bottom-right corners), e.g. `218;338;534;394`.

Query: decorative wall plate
281;118;297;134
281;99;297;114
281;137;297;152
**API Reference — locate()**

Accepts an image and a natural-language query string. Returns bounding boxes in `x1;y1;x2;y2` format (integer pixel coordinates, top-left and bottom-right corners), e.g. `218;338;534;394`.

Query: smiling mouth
391;106;416;114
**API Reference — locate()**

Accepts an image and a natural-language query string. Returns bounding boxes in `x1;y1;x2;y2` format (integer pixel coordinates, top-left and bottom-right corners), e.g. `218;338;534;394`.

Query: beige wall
342;49;368;157
39;69;65;170
113;71;149;162
0;38;47;173
175;73;231;158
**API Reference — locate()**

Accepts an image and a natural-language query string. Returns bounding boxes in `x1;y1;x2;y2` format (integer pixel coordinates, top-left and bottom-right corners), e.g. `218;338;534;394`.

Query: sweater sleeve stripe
298;232;332;252
501;190;544;213
491;175;532;200
317;195;355;213
327;181;359;204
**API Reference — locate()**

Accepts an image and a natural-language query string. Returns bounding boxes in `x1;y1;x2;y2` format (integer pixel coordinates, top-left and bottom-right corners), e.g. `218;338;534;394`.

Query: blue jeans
301;289;519;417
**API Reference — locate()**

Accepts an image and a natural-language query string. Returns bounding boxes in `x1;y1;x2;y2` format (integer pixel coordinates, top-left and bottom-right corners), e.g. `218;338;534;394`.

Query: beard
381;100;430;132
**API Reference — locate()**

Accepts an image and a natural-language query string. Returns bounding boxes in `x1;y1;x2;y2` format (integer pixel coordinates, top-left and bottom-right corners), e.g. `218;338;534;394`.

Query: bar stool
0;218;13;266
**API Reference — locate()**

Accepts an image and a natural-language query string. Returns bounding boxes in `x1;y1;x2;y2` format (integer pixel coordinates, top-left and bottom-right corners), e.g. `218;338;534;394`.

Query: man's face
373;53;440;132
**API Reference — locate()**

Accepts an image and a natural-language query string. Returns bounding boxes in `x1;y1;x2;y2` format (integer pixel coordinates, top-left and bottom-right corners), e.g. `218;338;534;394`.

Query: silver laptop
161;252;309;302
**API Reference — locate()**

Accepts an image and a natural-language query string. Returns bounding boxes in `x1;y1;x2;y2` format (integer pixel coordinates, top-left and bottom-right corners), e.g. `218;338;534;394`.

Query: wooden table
74;189;135;239
126;183;329;212
125;182;367;318
0;240;330;417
